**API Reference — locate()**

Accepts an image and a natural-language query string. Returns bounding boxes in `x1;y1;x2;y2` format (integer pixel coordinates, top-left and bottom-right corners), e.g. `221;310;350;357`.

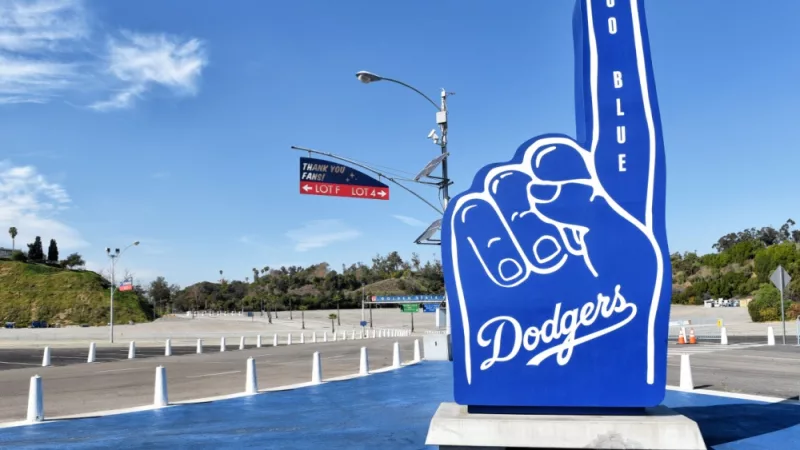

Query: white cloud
286;220;361;252
392;214;427;227
0;0;208;109
0;0;87;103
0;160;88;251
89;31;207;111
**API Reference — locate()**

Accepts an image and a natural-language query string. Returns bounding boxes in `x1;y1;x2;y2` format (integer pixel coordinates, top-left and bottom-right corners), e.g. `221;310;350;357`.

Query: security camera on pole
106;241;139;344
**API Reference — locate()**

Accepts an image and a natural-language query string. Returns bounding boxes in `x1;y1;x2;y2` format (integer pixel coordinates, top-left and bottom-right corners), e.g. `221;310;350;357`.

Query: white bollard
220;337;226;352
239;336;245;350
42;347;51;367
359;347;369;376
257;335;262;348
197;339;203;354
27;375;44;423
720;327;728;345
351;330;355;340
245;357;258;395
165;339;172;356
372;329;376;339
392;341;401;368
87;342;96;363
154;365;169;407
342;331;346;341
312;332;317;343
333;331;337;342
288;334;292;346
679;354;694;391
300;333;305;344
311;351;322;384
413;339;421;362
767;326;776;346
128;341;136;359
324;331;328;342
273;334;278;347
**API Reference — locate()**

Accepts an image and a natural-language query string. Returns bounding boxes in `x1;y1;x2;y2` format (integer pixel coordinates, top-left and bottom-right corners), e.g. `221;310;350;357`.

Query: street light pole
356;71;453;337
107;241;139;343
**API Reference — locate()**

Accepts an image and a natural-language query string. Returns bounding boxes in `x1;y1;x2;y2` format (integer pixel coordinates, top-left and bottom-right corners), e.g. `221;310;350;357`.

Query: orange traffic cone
689;328;697;345
678;334;685;344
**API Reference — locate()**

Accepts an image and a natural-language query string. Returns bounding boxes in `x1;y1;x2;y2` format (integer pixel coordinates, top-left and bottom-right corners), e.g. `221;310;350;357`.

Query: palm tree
299;305;308;329
8;227;17;251
328;313;337;333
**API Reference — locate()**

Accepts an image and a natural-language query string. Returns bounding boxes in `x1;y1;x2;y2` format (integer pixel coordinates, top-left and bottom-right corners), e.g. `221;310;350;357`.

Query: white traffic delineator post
27;375;44;423
288;334;292;346
392;342;401;368
342;331;346;341
220;337;226;352
257;335;262;348
413;339;421;362
359;347;369;376
324;332;328;342
128;341;136;359
332;332;337;342
350;330;355;340
245;357;258;395
720;327;728;345
679;354;694;391
300;333;305;344
154;365;169;407
197;339;203;354
239;336;245;350
87;342;96;363
165;339;172;356
273;334;278;347
768;326;776;346
311;351;322;384
372;329;376;339
42;347;51;367
312;332;317;343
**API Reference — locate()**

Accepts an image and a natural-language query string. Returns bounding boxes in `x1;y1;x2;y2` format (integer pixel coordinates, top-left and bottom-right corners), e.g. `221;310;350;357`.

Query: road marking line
96;367;149;374
0;361;40;366
186;370;241;379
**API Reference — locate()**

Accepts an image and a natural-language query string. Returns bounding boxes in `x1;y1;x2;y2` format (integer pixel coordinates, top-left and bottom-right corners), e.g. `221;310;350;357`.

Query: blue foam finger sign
442;0;670;408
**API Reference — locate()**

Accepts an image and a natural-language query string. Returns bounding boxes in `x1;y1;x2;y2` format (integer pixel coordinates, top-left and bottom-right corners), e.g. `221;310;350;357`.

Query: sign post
770;265;792;345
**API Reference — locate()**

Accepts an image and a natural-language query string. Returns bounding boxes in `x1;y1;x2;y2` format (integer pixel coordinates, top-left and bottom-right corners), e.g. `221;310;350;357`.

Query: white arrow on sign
378;190;387;198
302;185;312;192
770;265;792;291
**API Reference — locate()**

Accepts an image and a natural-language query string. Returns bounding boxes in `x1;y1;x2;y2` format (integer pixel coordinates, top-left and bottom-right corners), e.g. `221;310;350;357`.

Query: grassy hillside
0;261;149;327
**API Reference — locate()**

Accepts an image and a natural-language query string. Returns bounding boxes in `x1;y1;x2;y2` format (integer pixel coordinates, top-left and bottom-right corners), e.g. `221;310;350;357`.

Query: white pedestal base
425;402;705;449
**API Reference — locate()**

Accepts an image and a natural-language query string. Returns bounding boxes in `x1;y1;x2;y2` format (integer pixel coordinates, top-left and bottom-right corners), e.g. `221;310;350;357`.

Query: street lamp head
115;248;120;255
105;247;110;254
355;71;382;84
133;241;140;246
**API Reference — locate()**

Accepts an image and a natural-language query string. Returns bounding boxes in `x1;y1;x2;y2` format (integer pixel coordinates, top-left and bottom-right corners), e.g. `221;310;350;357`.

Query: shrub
10;250;27;262
747;283;791;322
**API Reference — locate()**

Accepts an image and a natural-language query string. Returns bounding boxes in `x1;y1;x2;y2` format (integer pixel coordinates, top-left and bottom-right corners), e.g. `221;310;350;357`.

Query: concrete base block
425;402;706;450
423;335;450;361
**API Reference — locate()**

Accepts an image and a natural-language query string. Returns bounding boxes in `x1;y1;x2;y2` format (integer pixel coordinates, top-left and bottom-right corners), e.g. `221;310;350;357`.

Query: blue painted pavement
0;362;798;449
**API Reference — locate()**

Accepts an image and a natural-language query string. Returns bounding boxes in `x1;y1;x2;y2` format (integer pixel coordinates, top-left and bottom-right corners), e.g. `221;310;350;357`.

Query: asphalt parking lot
0;344;262;370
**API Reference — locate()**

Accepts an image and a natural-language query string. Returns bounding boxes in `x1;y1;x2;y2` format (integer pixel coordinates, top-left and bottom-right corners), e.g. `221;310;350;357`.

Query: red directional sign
300;181;389;200
299;157;390;201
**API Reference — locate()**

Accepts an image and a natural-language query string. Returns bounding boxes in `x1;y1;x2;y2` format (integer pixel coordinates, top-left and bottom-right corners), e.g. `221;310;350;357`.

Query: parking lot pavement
0;337;419;423
0;346;203;370
666;342;800;399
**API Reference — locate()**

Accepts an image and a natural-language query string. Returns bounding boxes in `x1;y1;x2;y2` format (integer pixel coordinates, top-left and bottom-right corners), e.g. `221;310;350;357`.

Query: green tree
299;305;308;329
8;227;17;251
747;284;785;322
26;236;44;261
61;252;85;269
10;250;27;262
148;276;172;316
47;239;59;263
328;313;337;332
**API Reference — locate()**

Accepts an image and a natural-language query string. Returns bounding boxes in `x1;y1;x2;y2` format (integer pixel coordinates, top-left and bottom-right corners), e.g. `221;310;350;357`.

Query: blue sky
1;0;798;288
